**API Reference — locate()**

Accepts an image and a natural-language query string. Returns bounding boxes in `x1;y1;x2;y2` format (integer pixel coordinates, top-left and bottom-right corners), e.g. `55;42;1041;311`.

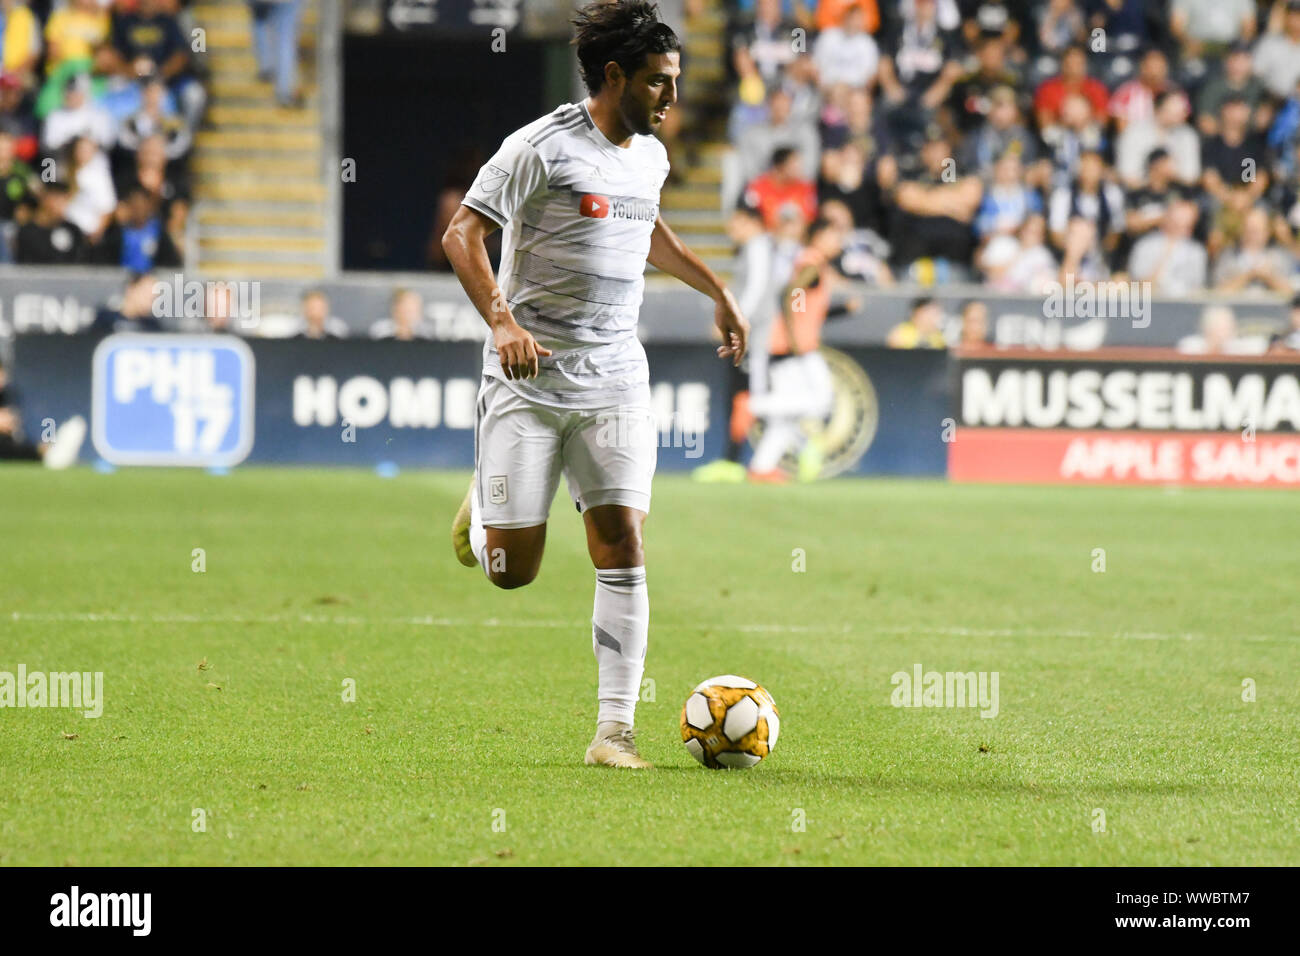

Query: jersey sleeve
461;136;547;229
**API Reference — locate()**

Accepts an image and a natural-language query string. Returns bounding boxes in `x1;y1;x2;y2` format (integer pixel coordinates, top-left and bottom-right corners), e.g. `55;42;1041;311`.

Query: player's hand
493;319;552;380
713;288;749;367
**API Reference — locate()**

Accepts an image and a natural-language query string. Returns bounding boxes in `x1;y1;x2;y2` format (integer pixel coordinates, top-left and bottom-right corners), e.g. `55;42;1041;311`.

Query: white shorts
474;375;657;529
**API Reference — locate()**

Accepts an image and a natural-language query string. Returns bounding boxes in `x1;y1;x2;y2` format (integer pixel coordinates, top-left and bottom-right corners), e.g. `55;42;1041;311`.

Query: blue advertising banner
91;335;255;467
10;334;948;476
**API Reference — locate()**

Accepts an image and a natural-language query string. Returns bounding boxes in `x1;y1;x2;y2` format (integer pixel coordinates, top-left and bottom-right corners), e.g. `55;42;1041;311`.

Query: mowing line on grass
5;611;1296;643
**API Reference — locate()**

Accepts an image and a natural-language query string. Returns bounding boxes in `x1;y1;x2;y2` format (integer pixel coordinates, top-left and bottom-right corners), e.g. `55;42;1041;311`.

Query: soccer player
441;0;749;769
748;216;850;483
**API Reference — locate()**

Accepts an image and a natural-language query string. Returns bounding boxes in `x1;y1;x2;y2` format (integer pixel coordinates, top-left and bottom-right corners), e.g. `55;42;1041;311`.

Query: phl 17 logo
92;334;255;467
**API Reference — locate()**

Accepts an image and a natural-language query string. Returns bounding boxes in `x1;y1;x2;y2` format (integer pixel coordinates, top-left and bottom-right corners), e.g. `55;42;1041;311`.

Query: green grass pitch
1;465;1297;866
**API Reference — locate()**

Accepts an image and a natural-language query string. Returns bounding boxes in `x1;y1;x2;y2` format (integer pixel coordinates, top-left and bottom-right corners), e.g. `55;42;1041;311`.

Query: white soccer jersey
462;101;671;409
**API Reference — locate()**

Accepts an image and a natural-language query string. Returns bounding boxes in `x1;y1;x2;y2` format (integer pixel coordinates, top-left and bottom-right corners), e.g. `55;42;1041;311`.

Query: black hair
770;146;797;168
571;0;681;95
910;295;935;314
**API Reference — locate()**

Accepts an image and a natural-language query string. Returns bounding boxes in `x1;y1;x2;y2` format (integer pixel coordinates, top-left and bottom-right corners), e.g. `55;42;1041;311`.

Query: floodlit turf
1;465;1297;866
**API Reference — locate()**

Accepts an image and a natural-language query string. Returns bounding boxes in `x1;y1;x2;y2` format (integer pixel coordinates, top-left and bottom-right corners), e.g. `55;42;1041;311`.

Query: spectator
1128;200;1209;294
1253;0;1300;100
370;289;431;340
92;183;182;271
249;0;305;109
735;86;820;190
815;0;879;34
877;0;963;148
979;212;1058;292
818;137;888;237
1200;94;1271;208
1212;205;1295;293
103;0;206;127
887;295;946;347
1;0;41;86
732;0;799;90
294;289;348;340
117;76;191;160
813;5;879;92
820;195;892;284
1122;148;1198;261
1178;303;1268;353
957;298;990;346
1116;89;1201;189
89;271;164;334
0;74;37;161
1041;90;1107;188
1048;148;1124;262
949;34;1022;133
43;0;109;74
974;149;1041;241
1109;48;1188;133
0;126;36;262
1267;290;1300;349
963;84;1044;184
1170;0;1257;60
0;356;85;468
743;145;818;228
883;127;983;279
42;72;114;152
14;180;85;264
62;134;116;244
1196;42;1266;137
116;133;190;254
1037;0;1086;57
1034;44;1109;129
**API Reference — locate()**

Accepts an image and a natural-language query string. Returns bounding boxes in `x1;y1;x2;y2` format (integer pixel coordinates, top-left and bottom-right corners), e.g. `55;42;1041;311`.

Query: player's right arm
441;136;552;381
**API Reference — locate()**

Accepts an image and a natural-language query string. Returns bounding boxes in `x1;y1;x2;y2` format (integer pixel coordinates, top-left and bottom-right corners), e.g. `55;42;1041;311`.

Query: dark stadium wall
342;34;558;271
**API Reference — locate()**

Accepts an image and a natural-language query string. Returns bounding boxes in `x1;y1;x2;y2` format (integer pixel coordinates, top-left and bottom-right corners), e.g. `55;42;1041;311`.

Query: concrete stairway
661;0;734;279
190;0;329;279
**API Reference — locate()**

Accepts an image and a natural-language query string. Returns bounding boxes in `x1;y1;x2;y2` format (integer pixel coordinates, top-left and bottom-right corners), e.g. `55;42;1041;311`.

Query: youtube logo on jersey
579;194;610;218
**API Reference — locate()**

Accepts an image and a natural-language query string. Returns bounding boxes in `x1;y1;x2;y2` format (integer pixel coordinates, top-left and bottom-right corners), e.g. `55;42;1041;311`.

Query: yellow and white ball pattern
680;675;780;769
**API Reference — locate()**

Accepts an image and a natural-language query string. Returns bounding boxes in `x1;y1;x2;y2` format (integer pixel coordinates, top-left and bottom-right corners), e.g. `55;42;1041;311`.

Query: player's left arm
648;213;749;365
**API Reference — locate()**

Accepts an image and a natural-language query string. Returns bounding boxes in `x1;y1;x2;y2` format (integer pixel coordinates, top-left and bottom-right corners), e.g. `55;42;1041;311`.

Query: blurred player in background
442;0;749;769
748;215;853;483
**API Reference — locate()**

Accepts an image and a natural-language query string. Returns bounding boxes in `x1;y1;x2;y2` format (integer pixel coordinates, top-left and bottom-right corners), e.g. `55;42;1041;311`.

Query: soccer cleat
584;721;652;769
450;479;478;567
747;468;789;484
797;438;824;482
42;416;86;470
692;459;747;483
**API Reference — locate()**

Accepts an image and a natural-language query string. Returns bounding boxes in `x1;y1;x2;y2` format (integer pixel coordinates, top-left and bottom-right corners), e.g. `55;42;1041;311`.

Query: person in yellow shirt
1;0;41;82
886;296;947;348
44;0;110;73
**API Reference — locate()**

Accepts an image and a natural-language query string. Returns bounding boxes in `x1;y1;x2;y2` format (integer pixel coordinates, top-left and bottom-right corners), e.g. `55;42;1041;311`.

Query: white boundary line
4;612;1295;643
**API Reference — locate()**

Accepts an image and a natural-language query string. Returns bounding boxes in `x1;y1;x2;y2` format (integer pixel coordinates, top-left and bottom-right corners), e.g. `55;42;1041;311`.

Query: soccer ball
680;675;780;769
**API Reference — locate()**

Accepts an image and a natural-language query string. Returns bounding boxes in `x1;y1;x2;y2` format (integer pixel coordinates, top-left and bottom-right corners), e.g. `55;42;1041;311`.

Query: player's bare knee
594;527;643;568
488;566;537;590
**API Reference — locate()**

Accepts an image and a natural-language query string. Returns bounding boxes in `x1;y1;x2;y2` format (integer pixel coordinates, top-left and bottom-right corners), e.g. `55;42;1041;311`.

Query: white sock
750;416;801;472
469;480;489;577
592;566;649;727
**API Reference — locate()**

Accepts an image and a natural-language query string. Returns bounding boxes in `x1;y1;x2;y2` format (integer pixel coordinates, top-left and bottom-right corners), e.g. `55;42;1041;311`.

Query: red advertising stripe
950;429;1300;487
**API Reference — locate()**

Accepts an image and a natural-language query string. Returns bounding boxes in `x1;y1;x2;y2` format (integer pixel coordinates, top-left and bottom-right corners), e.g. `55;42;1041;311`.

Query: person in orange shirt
748;216;855;481
816;0;878;33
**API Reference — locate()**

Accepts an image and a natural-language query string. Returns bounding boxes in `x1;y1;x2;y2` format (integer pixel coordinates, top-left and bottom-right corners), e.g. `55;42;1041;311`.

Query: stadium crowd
724;0;1300;300
0;0;209;270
